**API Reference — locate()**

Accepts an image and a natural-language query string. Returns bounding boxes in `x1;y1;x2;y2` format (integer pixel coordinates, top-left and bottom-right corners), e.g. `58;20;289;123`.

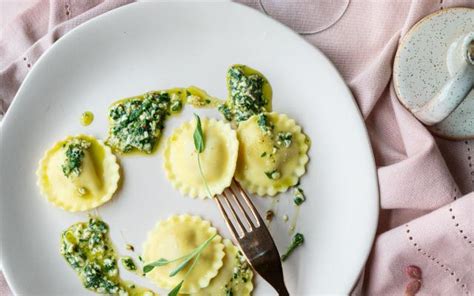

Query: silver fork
214;180;289;296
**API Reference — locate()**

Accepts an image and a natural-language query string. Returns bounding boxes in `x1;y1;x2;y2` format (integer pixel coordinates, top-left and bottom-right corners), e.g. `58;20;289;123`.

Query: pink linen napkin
0;0;133;114
1;0;473;295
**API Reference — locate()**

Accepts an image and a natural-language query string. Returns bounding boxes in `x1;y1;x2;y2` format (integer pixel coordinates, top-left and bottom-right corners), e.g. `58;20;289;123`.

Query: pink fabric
0;0;133;114
237;1;474;295
1;0;473;295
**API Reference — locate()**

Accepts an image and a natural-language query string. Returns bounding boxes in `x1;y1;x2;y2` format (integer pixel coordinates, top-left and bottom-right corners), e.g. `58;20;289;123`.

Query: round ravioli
142;215;225;293
37;134;120;211
163;118;239;198
235;112;309;196
195;239;253;296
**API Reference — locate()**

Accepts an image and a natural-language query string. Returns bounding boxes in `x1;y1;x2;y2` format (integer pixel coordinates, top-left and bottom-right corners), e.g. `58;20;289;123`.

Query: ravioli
142;215;225;293
235;112;309;196
163;118;239;198
37;134;120;211
195;239;253;296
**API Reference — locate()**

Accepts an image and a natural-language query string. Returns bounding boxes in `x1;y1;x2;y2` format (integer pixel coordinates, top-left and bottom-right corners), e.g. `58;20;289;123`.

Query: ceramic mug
413;32;474;126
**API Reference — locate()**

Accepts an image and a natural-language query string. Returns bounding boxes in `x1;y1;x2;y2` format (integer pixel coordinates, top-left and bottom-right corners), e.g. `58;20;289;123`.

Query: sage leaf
193;114;205;153
168;280;183;296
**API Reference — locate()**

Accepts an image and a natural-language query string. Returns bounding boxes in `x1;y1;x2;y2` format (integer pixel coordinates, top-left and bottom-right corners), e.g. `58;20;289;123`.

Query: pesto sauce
62;138;91;178
80;111;94;126
219;64;272;124
185;86;223;108
107;90;184;154
121;256;137;271
60;218;154;295
224;250;252;295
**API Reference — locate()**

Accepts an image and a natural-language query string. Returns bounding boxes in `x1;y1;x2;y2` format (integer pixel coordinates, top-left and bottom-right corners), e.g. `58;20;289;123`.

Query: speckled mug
413;33;473;125
394;8;474;140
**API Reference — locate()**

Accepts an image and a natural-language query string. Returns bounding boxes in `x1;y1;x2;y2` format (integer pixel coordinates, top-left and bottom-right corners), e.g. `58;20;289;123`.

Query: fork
214;180;289;296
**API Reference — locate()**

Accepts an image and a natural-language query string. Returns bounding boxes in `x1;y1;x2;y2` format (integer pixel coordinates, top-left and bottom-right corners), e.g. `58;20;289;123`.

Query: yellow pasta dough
235;112;309;196
195;239;253;296
37;134;120;211
142;215;225;293
163;118;239;198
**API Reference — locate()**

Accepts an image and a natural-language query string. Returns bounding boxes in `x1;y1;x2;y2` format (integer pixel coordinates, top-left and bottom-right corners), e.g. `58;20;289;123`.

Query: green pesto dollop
218;64;272;124
80;111;94;126
61;138;91;178
121;256;137;271
107;90;184;154
60;217;154;295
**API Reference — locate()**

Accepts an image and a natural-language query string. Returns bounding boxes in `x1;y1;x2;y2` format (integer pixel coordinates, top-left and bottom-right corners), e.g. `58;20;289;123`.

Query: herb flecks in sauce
257;113;273;135
185;86;222;108
224;250;252;295
61;218;154;295
265;169;281;180
281;233;304;261
121;256;137;271
80;111;94;126
277;132;293;148
219;65;272;124
107;90;183;154
293;187;305;206
61;138;91;178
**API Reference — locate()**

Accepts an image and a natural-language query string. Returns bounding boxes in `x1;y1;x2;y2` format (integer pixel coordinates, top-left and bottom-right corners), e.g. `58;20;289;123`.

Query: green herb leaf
193;114;205;153
192;114;213;198
143;258;175;273
168;233;217;278
281;233;304;261
168;280;183;296
169;254;195;277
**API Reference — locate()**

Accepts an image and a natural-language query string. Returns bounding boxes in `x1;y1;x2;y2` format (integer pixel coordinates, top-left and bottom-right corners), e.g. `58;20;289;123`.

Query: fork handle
274;283;290;296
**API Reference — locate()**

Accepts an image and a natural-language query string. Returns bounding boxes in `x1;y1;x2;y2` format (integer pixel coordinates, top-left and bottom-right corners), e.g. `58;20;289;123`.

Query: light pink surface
1;1;473;295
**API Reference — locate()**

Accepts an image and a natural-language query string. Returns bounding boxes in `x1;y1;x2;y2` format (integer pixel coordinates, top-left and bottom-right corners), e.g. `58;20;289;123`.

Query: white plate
0;2;378;295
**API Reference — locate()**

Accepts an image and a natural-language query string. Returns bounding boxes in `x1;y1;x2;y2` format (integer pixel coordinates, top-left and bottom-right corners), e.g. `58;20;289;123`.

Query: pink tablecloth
1;0;473;295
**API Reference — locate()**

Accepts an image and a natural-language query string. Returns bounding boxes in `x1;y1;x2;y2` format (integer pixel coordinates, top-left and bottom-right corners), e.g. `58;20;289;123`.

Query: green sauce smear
218;64;272;124
60;217;154;295
106;89;185;154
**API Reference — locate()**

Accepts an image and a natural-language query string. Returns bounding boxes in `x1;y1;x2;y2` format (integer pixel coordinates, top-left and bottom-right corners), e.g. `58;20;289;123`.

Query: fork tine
215;181;289;295
214;196;241;238
228;186;255;230
220;192;247;236
234;181;263;227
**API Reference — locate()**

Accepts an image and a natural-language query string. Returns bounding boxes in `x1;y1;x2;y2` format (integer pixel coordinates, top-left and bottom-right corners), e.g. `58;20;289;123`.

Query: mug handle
413;34;474;126
413;65;473;126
